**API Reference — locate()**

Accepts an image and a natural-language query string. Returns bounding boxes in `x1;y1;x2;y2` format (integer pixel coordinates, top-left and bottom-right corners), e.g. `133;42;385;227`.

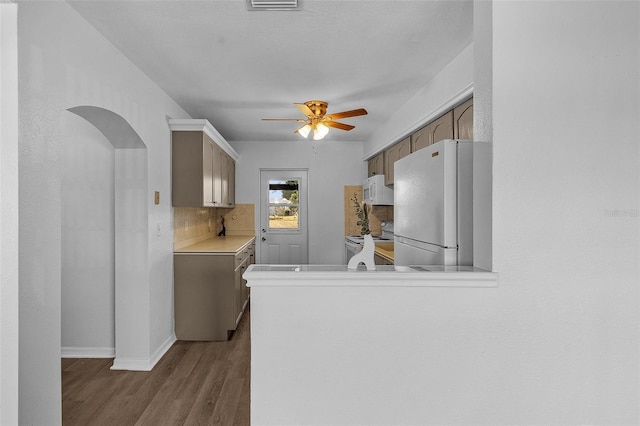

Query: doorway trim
259;168;309;264
66;106;157;371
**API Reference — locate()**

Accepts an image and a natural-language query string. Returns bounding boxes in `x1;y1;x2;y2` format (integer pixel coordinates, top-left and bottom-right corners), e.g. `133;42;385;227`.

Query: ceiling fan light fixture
313;123;329;140
262;100;367;140
297;123;312;138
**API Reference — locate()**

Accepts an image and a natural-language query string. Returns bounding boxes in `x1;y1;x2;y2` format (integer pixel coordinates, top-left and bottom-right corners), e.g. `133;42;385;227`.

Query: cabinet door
431;110;454;144
411;125;430;152
220;151;229;206
368;152;384;177
227;156;236;207
240;256;249;309
384;137;410;186
171;131;214;207
203;139;214;206
453;98;473;140
174;254;234;341
411;110;455;154
234;256;250;326
384;145;399;185
374;253;393;265
211;142;223;206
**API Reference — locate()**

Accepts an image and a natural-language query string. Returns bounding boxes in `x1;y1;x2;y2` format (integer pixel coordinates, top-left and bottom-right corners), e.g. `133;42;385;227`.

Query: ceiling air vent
246;0;302;11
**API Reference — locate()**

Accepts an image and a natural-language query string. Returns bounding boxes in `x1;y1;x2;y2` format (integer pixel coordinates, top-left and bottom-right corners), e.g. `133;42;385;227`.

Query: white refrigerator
394;139;490;266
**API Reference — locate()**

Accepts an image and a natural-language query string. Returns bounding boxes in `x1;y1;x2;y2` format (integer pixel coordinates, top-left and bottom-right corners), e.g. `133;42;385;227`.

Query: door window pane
268;179;299;229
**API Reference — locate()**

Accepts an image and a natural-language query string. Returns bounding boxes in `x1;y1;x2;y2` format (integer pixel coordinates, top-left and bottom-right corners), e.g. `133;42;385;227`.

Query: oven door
345;239;362;264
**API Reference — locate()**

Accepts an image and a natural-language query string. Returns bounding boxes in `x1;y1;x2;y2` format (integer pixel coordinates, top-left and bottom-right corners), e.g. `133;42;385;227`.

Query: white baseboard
61;346;115;358
150;333;177;368
110;333;177;371
110;357;153;371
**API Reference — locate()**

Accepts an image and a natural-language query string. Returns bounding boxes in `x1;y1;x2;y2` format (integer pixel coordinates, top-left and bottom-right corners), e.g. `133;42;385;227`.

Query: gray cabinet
174;240;254;341
384;136;411;186
374;253;393;266
227;156;236;207
453;97;473;139
411;111;454;152
366;97;473;182
172;130;236;208
368;152;384;177
220;152;236;208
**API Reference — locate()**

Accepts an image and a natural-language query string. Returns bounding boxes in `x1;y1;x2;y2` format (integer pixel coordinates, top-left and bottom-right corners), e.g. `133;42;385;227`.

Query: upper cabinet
365;97;473;185
410;125;430;152
453;97;473;139
170;119;239;208
383;137;410;186
411;110;454;152
226;155;236;207
367;152;384;177
220;151;236;208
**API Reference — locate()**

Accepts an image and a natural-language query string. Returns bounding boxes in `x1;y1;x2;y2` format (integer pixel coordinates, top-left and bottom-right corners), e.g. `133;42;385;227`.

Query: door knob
261;237;266;241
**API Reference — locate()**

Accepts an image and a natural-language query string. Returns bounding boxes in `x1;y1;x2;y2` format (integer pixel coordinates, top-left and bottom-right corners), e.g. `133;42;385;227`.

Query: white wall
61;113;116;355
0;4;19;425
247;2;639;424
487;1;638;423
18;2;189;423
232;139;366;264
11;0;639;423
363;44;474;159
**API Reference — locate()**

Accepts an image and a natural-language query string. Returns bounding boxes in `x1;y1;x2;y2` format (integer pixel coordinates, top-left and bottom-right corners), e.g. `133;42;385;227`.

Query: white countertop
174;235;255;254
243;264;498;287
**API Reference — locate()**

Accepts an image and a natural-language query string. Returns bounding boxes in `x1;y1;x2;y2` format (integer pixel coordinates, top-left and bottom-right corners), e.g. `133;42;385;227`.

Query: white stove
345;235;390;244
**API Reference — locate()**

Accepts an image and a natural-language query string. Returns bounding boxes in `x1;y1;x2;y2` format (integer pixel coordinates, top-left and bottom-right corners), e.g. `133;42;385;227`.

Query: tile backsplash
222;204;256;236
344;186;393;236
173;204;255;249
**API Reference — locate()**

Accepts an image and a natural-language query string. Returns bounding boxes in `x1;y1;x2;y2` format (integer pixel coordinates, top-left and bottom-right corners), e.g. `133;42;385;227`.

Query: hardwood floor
62;307;250;425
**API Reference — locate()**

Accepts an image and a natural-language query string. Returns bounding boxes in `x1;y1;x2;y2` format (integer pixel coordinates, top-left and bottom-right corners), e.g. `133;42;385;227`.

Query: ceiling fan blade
294;103;315;118
325;108;368;120
262;118;307;122
324;120;355;131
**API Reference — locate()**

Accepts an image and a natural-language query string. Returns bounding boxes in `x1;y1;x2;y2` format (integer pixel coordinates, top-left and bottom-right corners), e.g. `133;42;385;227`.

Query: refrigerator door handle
396;235;445;250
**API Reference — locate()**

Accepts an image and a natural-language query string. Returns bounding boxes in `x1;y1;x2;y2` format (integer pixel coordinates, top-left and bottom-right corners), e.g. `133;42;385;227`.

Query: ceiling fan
262;100;368;140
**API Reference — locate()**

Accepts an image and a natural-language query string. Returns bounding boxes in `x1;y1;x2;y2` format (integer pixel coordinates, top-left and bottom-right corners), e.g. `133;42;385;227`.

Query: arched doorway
64;106;150;369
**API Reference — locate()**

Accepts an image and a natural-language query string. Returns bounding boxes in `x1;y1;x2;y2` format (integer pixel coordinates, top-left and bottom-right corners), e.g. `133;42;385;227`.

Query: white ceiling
68;0;473;143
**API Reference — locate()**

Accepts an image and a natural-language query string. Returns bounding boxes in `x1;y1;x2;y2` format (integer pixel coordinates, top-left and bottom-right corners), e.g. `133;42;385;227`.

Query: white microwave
363;175;394;205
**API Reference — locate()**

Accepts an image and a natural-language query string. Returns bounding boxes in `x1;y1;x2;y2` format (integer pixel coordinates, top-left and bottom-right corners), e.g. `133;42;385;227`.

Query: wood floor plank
181;359;232;425
135;342;212;425
209;378;246;426
62;358;113;401
233;376;251;426
62;307;251;426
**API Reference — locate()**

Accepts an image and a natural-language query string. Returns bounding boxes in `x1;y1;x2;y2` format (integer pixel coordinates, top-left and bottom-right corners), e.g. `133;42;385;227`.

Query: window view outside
268;179;300;229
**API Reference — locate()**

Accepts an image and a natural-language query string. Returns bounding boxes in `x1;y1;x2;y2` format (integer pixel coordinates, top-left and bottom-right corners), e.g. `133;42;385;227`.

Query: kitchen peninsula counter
244;264;498;425
244;264;496;286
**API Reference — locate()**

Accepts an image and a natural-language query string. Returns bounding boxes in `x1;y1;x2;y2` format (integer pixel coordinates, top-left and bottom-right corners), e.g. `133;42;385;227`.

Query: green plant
351;193;370;235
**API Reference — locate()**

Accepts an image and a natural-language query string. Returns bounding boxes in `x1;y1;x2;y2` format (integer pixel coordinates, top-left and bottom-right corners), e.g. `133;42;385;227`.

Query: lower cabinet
174;242;254;341
374;253;394;266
